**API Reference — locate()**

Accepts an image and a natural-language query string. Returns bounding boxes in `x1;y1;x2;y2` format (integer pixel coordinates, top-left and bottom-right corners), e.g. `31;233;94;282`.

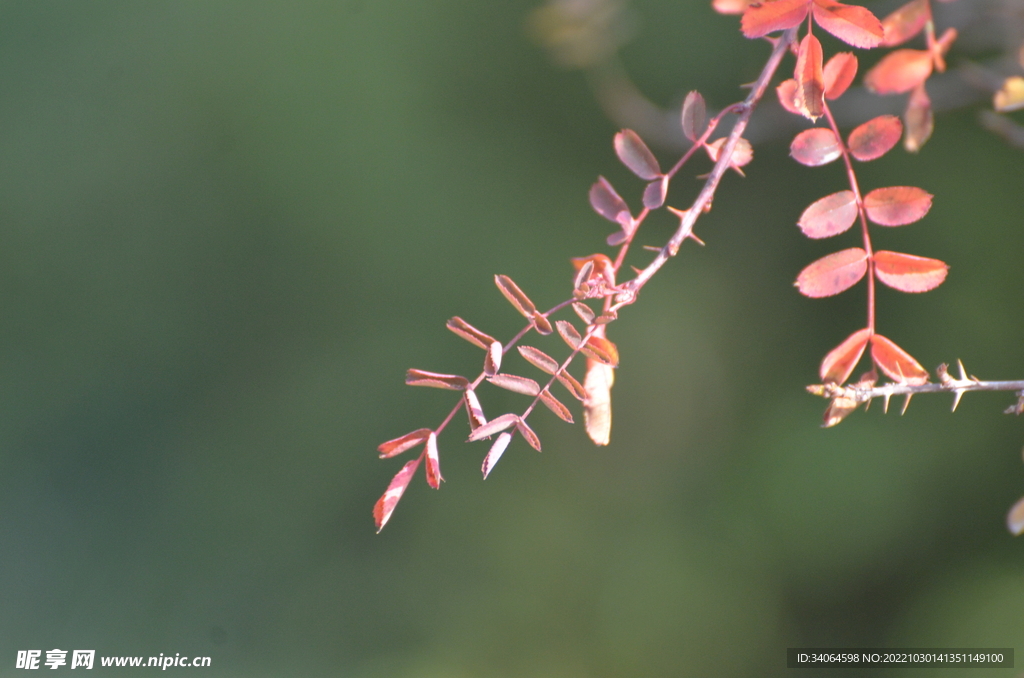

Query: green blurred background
1;1;1023;676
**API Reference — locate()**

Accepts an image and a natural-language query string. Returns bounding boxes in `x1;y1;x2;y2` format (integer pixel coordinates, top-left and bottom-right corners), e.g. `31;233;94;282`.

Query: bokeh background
1;1;1024;676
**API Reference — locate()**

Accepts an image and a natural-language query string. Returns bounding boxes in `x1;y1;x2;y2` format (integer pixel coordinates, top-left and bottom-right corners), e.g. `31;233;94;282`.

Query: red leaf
798;190;858;239
516;418;542;451
405;369;469;390
487;373;541;396
556;320;583;349
777;79;802;115
848;115;903;161
864;49;933;95
682;91;707;142
583;359;614;446
903;83;933;152
373;457;422;532
819;327;871;384
557;370;587;401
794;33;825;120
581;335;619;367
378;428;433;459
880;0;930;47
811;0;883;48
495;274;537;318
518;345;559;374
873;250;948;292
790;128;841;166
483;340;502;377
614;129;662;180
870;334;929;384
796;247;869;297
863;186;933;226
424;432;443;489
823;52;857;100
468;413;520;441
741;0;810;38
539;390;574;423
589;176;630;223
643;176;669;209
446;317;498;351
481;431;512;479
464;388;487;431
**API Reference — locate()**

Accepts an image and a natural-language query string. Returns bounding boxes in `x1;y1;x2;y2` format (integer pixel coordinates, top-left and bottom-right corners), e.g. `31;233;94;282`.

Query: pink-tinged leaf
848;115;903;161
446;316;498;351
532;312;554;336
873;250;948;292
880;0;929;47
820;327;871;384
488;373;541;396
481;431;512;479
516;418;542;451
573;260;594;292
405;369;469;390
614;129;662;180
1007;496;1024;536
713;0;753;15
583;359;614;446
643;176;669;209
823;52;857;99
863;49;933;95
378;428;433;459
539;389;574;423
468;413;520;442
682;91;707;142
595;312;617;324
373;457;422;532
904;83;933;152
557;370;587;401
484;340;502;377
518;345;560;374
864;186;933;226
870;334;929;384
796;247;869;298
424;432;443;489
777;79;802;115
704;137;754;174
798;190;858;239
589;176;630;223
556;320;583;349
741;0;810;38
794;33;825;120
465;388;487;431
581;335;619;367
811;0;883;48
790;128;841;166
495;274;537;318
572;302;596;325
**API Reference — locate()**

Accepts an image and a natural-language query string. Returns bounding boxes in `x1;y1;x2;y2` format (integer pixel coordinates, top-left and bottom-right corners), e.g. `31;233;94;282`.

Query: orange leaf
994;76;1024;113
741;0;810;39
864;49;933;95
373;457;422;532
870;334;929;384
873;250;948;293
820;327;871;384
777;79;802;115
848;115;902;161
794;33;825;120
796;247;868;298
863;186;933;226
582;335;619;367
903;83;933;152
798;190;858;239
880;0;929;47
811;0;883;48
790;128;842;166
378;428;433;459
424;432;443;489
823;52;857;100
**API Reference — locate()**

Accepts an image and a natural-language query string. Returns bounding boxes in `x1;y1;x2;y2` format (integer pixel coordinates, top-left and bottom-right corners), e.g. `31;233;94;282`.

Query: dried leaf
823;52;857;100
556;319;583;349
465;388;487;430
447;316;498;351
1007;496;1024;536
798;190;858;239
406;369;469;390
822;395;860;427
484;340;502;377
811;0;884;49
583;359;614;446
741;0;810;39
495;274;537;318
557;370;587;401
468;413;520;442
870;334;929;385
518;345;560;374
994;76;1024;113
614;129;662;181
864;49;933;95
704;137;753;173
516;418;542;451
573;302;596;325
848;115;903;161
790;128;841;166
589;176;631;223
539;389;574;423
572;253;617;287
777;79;802;116
532;312;554;336
643;176;669;209
873;250;948;293
373;457;422;532
481;431;512;479
820;327;871;384
863;186;933;226
880;0;929;47
794;33;825;120
903;83;933;152
573;260;594;292
581;335;619;367
488;373;542;396
424;432;443;489
682;91;707;142
378;428;433;459
796;247;869;298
